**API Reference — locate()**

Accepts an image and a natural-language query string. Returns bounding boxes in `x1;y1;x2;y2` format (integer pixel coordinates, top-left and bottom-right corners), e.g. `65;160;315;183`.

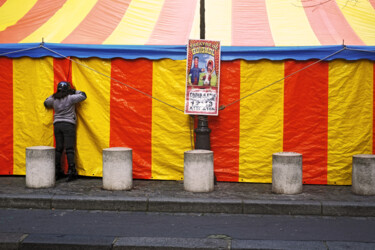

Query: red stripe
232;0;274;46
147;0;197;45
62;0;130;44
302;0;364;45
53;58;72;88
370;0;375;9
0;58;13;175
283;60;328;184
110;59;152;179
209;60;240;182
0;0;67;43
0;0;6;8
53;58;72;174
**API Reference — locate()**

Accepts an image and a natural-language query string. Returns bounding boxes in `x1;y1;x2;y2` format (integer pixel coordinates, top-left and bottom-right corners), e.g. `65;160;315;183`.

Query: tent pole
195;0;211;151
199;0;205;40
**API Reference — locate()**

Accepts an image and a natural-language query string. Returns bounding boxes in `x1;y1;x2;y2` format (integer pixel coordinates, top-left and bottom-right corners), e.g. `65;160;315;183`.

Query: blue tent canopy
1;43;374;61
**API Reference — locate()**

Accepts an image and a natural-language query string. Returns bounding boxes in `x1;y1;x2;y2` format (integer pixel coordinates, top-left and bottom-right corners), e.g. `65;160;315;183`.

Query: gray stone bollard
26;146;55;188
102;147;133;191
352;154;375;196
272;152;303;194
184;150;214;193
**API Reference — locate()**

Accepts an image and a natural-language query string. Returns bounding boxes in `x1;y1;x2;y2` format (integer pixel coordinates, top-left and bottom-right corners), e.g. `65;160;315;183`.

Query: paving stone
20;233;115;250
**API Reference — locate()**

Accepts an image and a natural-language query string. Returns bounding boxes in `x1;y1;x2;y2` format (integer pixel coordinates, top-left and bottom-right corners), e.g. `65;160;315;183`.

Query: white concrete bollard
26;146;55;188
184;150;214;193
102;147;133;191
272;152;303;194
352;154;375;196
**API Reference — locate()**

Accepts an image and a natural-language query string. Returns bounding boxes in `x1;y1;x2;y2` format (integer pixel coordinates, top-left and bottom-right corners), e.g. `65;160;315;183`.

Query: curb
52;195;148;211
147;197;243;214
322;201;375;217
3;233;375;250
243;200;322;215
1;194;375;217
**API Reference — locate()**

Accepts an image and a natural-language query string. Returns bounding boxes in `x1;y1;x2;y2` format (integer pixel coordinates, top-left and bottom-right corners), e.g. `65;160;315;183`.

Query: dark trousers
54;122;76;167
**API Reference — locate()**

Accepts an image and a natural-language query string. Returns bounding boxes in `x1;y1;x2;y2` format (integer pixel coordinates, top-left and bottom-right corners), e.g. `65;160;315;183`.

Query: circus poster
185;39;221;116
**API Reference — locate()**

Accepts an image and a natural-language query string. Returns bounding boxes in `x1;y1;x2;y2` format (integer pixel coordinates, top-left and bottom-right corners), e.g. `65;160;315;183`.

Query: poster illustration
185;39;221;116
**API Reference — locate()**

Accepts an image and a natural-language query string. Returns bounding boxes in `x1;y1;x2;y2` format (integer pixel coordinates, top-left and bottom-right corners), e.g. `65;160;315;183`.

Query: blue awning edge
0;43;374;61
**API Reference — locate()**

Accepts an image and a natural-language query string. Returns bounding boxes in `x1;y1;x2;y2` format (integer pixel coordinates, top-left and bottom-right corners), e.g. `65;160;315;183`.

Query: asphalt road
1;208;375;243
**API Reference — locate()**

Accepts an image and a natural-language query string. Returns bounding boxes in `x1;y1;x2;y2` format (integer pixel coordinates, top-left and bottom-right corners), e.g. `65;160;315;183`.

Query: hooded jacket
44;91;87;125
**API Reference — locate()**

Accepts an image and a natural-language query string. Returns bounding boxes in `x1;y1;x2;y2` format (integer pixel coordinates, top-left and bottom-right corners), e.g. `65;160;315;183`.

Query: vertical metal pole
195;0;211;150
200;0;205;40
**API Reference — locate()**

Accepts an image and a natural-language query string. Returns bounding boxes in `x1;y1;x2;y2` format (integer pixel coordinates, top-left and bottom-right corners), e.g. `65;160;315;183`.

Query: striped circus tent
0;0;375;185
0;0;374;45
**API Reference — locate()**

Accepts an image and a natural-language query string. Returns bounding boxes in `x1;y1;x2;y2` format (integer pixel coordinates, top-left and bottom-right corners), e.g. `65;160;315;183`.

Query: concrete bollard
272;152;303;195
352;154;375;196
26;146;55;188
102;147;133;191
184;150;214;193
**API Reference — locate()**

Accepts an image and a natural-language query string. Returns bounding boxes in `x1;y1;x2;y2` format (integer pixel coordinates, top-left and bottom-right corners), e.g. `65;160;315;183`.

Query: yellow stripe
104;0;165;45
239;60;284;183
13;57;54;175
0;0;37;32
189;0;201;40
266;0;320;46
336;0;375;45
328;60;373;185
152;59;191;180
72;58;111;177
21;0;98;43
205;0;231;45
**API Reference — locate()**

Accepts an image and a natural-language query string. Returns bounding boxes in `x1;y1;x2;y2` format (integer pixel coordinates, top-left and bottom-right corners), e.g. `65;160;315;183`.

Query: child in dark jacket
44;81;87;182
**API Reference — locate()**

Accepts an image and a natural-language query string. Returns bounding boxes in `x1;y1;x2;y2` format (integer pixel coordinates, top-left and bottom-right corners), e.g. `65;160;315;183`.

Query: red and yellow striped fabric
0;0;200;45
0;57;374;185
0;0;374;46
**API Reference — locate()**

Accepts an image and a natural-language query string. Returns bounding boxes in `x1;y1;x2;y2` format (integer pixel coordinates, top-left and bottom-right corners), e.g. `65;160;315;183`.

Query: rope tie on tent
41;45;350;113
0;45;41;57
345;48;375;53
0;44;357;113
219;46;347;111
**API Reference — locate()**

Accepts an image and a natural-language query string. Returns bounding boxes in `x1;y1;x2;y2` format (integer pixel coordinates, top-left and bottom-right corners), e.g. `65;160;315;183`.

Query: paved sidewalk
1;176;375;217
1;176;375;249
